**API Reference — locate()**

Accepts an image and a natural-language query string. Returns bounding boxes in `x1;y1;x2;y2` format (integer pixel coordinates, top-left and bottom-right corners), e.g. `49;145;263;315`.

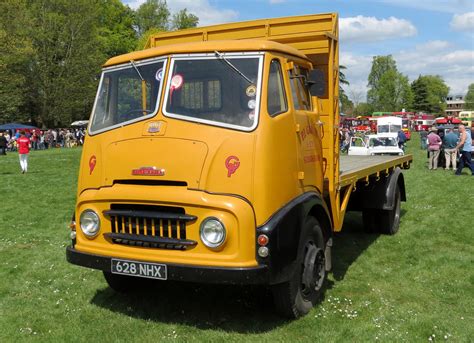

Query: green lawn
0;135;473;342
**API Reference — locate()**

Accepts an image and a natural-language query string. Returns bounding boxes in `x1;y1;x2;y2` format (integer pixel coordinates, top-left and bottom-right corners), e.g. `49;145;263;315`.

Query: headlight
80;210;100;238
200;217;226;248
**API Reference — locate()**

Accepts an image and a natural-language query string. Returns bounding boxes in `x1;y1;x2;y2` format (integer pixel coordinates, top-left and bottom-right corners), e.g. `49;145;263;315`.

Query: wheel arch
256;191;332;285
384;167;406;210
308;204;333;245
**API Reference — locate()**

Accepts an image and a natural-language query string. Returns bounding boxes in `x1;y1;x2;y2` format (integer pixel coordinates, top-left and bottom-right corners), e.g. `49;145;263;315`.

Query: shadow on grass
90;210;405;331
331;211;379;282
91;281;288;333
331;209;407;281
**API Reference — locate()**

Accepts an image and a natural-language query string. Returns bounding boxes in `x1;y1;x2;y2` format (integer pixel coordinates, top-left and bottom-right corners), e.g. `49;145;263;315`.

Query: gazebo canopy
0;123;39;131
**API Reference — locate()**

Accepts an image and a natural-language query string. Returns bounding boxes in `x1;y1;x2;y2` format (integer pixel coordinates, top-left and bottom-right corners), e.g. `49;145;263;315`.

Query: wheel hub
301;243;325;296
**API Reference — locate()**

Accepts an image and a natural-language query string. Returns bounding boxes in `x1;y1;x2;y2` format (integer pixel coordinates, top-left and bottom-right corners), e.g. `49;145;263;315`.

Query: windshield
163;54;262;130
378;124;401;133
370;137;397;147
90;59;166;134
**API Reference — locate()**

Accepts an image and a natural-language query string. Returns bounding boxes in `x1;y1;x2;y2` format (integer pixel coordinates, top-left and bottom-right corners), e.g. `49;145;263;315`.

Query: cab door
287;62;324;193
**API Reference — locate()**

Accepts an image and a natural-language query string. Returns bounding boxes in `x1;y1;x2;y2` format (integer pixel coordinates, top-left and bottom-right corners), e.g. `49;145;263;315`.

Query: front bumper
66;246;269;285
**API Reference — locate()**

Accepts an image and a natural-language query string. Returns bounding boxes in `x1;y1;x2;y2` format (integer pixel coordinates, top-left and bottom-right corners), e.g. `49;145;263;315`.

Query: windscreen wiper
130;60;144;81
130;60;148;113
214;50;253;84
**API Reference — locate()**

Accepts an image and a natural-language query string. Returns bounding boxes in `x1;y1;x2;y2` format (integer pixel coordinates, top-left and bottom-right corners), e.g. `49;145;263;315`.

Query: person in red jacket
17;131;31;173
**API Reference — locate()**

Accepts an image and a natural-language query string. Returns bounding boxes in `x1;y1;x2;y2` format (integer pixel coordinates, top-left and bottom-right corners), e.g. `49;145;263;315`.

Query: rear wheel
271;217;327;318
378;185;401;235
362;185;401;235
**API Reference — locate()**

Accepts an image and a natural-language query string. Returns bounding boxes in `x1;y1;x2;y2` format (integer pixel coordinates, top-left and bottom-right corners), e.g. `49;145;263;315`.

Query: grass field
0;133;473;342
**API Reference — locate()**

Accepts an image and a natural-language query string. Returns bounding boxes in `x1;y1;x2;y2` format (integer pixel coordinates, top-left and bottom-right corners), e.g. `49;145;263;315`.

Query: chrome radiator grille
103;205;197;250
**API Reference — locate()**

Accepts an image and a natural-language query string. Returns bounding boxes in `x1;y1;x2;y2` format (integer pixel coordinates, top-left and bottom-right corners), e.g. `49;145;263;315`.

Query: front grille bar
103;209;196;222
103;207;196;249
103;233;197;250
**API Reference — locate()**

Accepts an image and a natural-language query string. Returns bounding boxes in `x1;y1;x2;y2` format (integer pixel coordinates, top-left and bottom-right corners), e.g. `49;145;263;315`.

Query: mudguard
256;192;332;285
348;167;406;211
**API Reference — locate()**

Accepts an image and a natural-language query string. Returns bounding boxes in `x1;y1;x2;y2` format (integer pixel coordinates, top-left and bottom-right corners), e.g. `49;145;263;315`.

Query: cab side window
289;66;311;111
267;59;288;116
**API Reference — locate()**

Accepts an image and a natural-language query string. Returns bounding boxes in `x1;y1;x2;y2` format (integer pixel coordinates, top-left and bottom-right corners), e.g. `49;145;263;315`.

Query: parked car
348;134;404;156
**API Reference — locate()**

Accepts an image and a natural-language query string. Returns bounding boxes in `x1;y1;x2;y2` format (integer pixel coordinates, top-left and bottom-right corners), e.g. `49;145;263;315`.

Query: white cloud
122;0;238;26
414;40;452;52
340;52;373;100
269;0;286;3
340;16;417;43
450;12;474;31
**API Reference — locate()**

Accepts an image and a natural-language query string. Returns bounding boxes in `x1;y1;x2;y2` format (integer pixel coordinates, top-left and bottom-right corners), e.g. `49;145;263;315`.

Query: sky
122;0;474;103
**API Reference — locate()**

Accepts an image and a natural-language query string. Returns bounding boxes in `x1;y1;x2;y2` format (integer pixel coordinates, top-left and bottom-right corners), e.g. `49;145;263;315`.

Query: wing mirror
305;69;326;97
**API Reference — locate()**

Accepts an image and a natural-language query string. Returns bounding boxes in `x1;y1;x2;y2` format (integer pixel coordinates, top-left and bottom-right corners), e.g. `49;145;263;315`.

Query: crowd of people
0;127;86;174
2;124;473;176
422;124;474;175
0;128;86;153
339;124;473;176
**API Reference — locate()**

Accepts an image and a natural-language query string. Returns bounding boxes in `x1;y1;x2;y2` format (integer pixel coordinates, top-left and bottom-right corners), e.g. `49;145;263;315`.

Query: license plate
111;259;167;280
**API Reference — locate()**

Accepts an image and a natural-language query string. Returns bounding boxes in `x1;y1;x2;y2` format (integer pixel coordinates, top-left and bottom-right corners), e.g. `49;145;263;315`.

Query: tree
97;0;137;57
411;77;430;112
339;91;353;115
26;0;104;127
134;3;199;48
376;69;413;111
135;0;170;37
0;0;33;123
339;65;353;114
171;8;199;30
353;103;374;116
411;75;449;114
367;55;397;99
367;55;412;111
464;83;474;110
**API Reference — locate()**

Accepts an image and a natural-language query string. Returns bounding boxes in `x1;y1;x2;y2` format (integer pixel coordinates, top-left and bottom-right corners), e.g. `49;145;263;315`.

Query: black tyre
271;217;327;318
378;185;401;235
103;271;143;293
362;185;401;235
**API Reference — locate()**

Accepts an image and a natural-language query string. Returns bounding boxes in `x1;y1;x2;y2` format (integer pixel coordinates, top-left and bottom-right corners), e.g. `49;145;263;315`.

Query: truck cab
68;35;332;316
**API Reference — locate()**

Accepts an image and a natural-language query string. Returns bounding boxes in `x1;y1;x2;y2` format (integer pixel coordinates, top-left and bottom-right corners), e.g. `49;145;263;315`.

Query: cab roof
103;40;310;67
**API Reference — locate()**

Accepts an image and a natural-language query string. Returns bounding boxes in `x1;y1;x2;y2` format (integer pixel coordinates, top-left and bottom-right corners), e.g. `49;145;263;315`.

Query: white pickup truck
348;134;404;156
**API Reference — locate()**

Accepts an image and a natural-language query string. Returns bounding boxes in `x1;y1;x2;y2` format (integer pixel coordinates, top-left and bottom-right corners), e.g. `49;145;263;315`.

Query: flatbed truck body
66;13;413;318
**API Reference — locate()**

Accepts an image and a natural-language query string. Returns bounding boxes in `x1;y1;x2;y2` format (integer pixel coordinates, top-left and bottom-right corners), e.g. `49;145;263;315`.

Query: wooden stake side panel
147;13;336;66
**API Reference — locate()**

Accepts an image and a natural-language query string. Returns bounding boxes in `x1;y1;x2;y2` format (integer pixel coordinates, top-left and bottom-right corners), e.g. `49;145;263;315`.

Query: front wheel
271;217;327;318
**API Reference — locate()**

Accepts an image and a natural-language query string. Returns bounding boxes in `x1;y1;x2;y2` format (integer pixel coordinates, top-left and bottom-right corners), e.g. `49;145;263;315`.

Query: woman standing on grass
17;131;31;174
427;127;442;170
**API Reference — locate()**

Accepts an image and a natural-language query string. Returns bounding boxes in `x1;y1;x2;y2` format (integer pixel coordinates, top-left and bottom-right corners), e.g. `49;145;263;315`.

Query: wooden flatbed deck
339;155;412;187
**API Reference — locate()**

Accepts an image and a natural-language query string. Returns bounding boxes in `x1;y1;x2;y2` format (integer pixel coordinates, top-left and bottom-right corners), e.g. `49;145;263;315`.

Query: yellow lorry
66;13;412;318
